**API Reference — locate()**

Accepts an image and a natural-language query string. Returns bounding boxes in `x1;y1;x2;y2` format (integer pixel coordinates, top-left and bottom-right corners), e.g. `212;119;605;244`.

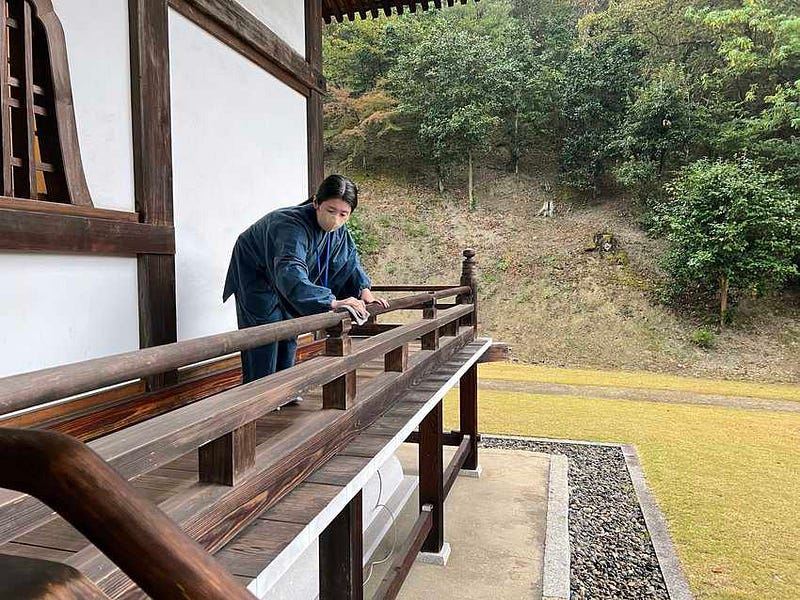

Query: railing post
420;298;439;350
319;490;363;600
198;421;256;486
323;317;356;409
457;248;478;331
384;344;408;372
418;400;446;561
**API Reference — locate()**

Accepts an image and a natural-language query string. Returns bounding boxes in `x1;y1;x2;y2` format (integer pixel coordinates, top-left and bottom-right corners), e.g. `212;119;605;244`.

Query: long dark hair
302;174;358;210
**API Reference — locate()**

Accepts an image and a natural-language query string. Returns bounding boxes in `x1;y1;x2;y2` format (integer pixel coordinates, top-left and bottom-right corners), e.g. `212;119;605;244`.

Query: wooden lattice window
0;0;91;205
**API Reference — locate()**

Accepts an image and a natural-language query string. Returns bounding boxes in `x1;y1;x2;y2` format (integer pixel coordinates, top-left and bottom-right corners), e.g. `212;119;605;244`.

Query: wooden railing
0;249;481;600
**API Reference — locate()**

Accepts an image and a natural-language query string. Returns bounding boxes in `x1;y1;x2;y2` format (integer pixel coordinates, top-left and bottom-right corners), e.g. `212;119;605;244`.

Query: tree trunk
468;150;475;210
436;165;445;194
719;274;729;330
512;111;520;175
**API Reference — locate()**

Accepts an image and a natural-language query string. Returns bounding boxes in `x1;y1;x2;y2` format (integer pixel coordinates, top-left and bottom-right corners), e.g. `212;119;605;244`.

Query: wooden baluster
323;317;356;409
21;2;36;198
0;4;12;196
420;298;439;350
198;421;256;486
319;491;363;600
384;343;408;372
419;400;445;557
457;248;478;331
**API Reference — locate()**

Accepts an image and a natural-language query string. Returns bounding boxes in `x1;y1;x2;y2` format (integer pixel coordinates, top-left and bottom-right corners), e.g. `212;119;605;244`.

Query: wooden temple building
0;1;503;598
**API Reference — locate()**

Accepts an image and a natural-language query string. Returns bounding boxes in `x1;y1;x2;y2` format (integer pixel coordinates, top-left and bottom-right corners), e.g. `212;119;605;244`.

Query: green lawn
443;367;800;600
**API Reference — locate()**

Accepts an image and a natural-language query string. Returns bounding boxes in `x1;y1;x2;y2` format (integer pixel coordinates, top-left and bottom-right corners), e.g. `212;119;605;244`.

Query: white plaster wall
237;0;306;57
52;0;135;211
0;254;139;377
169;10;308;341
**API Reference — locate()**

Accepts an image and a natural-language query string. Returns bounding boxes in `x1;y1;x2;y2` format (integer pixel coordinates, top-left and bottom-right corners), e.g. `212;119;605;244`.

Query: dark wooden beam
319;491;363;600
419;400;444;553
443;434;471;498
306;0;324;194
0;207;174;254
459;363;479;471
129;0;178;390
0;197;138;221
169;0;325;97
477;341;510;363
372;505;432;600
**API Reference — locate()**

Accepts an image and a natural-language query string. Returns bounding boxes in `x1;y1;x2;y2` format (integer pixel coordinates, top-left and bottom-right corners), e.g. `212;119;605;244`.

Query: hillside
352;171;800;384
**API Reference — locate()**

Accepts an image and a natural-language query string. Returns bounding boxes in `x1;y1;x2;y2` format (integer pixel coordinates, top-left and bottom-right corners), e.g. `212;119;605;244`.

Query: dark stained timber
0;207;174;254
319;491;363;600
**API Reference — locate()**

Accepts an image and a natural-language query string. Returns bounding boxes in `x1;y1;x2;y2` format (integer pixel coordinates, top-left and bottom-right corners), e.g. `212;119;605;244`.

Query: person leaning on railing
222;174;389;386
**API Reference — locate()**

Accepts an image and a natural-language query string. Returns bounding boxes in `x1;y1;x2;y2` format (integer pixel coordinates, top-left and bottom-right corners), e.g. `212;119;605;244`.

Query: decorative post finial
459;248;478;332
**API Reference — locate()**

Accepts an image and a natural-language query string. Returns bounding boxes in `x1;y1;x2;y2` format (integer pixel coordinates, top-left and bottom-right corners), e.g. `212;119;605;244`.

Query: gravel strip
482;436;669;600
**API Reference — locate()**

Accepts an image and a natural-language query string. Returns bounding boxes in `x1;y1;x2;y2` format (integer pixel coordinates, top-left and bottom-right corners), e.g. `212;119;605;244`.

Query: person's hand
361;288;389;309
331;297;368;319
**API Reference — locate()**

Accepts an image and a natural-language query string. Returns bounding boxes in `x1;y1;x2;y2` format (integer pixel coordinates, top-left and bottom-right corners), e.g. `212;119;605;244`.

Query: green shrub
691;326;716;349
346;211;379;255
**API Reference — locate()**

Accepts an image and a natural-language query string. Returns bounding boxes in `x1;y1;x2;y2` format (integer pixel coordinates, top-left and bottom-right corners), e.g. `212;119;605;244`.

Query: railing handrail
0;287;469;417
0;428;255;600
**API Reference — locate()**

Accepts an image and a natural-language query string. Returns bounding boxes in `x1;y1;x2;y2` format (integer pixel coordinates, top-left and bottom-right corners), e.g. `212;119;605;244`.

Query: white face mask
317;210;345;232
315;199;351;232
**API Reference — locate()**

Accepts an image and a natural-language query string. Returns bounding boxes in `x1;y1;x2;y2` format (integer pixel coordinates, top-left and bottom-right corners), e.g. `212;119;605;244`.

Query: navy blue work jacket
222;203;371;323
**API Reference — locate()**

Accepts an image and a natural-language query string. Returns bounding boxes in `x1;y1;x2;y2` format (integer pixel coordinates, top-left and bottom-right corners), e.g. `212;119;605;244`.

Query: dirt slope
353;172;800;384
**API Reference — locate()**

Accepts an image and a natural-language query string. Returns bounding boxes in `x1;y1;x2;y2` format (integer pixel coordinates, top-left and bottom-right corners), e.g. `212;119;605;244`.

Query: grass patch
478;363;800;402
443;386;800;600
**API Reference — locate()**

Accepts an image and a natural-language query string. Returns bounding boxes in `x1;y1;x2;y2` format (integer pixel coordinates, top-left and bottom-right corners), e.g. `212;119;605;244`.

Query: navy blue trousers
235;299;297;385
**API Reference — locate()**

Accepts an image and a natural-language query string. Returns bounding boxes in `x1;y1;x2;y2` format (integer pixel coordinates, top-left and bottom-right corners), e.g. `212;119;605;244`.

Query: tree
558;34;643;193
660;158;799;327
388;22;500;207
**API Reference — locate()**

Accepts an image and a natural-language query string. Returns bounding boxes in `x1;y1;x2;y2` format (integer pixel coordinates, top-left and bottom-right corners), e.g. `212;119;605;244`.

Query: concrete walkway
478;379;800;413
363;445;550;600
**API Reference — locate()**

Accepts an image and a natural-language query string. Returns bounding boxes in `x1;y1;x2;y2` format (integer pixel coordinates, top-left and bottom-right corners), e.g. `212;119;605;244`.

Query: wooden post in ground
323;318;356;409
319;491;363;600
457;248;479;471
459;364;479;471
419;400;444;555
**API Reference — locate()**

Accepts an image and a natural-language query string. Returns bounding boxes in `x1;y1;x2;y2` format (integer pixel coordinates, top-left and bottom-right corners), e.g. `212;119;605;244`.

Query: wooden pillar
457;248;478;332
459;364;479;471
323;318;356;409
129;0;177;390
420;299;439;351
419;401;444;553
320;491;363;600
198;421;256;485
305;0;324;195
